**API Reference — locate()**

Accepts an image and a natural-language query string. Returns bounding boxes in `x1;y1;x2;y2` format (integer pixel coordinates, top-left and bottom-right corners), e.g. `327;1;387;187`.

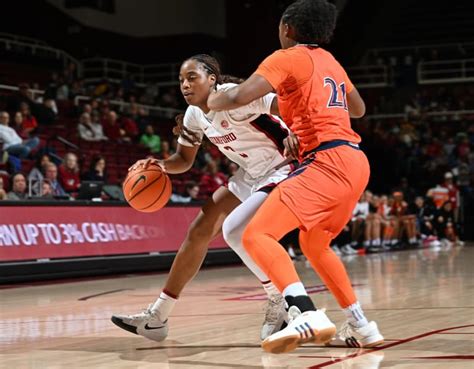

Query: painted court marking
302;324;474;368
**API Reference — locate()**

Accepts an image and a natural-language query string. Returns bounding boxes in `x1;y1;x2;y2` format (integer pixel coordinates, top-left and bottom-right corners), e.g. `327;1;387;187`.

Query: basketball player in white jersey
111;54;292;342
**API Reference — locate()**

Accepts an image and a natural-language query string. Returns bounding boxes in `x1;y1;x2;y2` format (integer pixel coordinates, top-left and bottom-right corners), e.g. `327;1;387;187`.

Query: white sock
262;281;280;297
343;301;369;328
351;241;358;247
282;282;307;297
363;240;370;247
151;291;177;321
391;239;398;245
410;237;417;243
373;238;381;246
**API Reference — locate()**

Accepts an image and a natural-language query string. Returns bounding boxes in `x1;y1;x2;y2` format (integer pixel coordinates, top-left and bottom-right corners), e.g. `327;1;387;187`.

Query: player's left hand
283;132;299;159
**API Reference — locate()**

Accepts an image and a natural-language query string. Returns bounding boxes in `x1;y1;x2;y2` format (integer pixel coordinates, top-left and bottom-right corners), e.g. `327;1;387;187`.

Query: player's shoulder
184;105;205;125
216;83;238;92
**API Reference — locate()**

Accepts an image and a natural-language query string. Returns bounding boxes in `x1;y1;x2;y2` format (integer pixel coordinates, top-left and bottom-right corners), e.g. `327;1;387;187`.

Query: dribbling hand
129;158;166;172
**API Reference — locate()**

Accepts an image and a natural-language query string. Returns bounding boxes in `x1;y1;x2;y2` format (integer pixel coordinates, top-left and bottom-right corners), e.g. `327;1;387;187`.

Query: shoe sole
262;326;336;354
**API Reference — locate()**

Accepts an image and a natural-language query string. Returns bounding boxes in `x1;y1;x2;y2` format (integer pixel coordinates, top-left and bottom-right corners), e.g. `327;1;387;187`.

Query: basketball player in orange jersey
208;0;384;353
112;54;292;342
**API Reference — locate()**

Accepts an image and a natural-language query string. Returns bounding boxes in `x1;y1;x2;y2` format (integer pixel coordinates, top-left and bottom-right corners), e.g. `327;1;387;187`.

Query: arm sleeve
177;107;204;147
254;50;293;90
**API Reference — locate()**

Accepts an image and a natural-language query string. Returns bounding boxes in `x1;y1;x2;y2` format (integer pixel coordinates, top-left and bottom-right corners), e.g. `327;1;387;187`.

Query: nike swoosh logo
144;323;166;330
131;175;146;191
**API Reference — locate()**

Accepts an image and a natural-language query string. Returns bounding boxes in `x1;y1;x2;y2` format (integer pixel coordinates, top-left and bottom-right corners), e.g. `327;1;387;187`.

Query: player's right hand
129;158;166;172
283;132;300;159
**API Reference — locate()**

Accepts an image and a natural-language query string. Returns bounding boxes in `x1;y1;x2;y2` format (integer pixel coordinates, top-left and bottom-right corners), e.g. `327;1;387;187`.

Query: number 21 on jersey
324;77;348;110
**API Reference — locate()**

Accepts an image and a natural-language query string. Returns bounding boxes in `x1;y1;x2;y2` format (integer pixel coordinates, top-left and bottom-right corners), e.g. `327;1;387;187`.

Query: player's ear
285;24;297;40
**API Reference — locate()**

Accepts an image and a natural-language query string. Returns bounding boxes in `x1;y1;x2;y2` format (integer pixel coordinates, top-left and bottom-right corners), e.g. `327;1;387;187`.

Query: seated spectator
158;140;172;160
121;116;139;140
0;111;40;159
435;201;459;246
12;112;26;138
140;125;161;153
199;160;228;196
82;155;108;183
7;83;34;112
44;163;67;197
7;173;28;200
33;98;57;126
58;153;81;193
28;154;53;195
411;196;437;246
78;112;108;142
103;111;130;142
350;192;370;248
170;181;201;204
56;77;69;101
19;102;38;136
41;180;54;199
0;176;7;200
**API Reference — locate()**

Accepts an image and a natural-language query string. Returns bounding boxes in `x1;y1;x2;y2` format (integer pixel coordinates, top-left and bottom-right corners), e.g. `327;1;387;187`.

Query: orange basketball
123;164;172;212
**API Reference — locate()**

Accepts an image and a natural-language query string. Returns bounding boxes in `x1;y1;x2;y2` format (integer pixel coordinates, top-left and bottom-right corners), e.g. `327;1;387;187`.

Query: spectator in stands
41;180;54;199
139;124;161;153
435;201;458;246
78;112;108;142
28;154;52;196
121;116;139;140
0;176;7;200
19;102;38;136
199;160;228;197
170;181;201;204
103;111;130;142
12;112;29;139
412;196;437;246
7;173;28;200
350;192;370;249
7;83;34;112
158;140;172;160
364;194;383;252
33;98;57;126
44;163;67;197
59;153;81;193
82;155;107;183
56;76;69;101
0;111;39;159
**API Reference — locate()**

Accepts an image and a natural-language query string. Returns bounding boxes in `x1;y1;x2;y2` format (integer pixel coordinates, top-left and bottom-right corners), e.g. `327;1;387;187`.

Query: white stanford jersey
178;83;289;179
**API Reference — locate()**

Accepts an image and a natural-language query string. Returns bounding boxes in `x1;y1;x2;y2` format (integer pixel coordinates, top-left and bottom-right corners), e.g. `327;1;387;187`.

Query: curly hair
281;0;338;45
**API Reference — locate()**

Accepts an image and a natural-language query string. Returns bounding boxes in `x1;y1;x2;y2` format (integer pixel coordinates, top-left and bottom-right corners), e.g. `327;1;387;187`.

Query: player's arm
130;144;199;174
208;74;274;111
347;87;366;118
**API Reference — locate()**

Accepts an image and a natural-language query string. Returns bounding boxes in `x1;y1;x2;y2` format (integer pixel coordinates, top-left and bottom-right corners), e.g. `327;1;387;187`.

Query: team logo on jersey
221;120;230;129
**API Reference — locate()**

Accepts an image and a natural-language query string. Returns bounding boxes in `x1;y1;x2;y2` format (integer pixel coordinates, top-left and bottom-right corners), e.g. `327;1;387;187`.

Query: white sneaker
111;305;168;342
326;321;384;348
331;245;342;256
261;294;287;340
342;245;358;255
261;306;336;354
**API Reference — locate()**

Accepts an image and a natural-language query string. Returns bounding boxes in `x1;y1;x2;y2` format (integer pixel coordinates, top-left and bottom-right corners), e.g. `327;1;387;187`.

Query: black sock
285;295;316;312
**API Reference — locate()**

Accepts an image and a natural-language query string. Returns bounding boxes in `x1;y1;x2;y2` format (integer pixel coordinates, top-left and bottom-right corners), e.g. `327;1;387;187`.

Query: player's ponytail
173;113;201;145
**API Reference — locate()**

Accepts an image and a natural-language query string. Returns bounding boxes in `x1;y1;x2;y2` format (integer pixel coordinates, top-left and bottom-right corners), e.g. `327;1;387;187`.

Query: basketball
122;164;172;212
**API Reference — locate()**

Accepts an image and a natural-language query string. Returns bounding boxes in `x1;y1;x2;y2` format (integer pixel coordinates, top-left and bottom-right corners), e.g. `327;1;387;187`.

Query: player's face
179;60;216;107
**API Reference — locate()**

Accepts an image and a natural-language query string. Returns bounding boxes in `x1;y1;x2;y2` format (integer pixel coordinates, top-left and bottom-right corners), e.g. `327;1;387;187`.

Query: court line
405;355;474;360
78;288;133;301
303;324;474;368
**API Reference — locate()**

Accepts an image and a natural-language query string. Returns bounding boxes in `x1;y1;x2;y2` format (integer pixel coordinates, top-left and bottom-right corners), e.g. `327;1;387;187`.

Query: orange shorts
278;143;370;234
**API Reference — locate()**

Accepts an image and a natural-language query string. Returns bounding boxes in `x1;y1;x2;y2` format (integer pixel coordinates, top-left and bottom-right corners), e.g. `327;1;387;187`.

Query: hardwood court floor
1;245;473;368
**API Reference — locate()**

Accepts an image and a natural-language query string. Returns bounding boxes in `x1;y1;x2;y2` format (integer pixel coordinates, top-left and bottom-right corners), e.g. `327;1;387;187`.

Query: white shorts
227;165;291;202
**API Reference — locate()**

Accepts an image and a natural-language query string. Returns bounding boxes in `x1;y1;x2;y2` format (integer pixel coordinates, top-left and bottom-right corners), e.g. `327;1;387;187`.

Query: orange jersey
255;46;360;154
